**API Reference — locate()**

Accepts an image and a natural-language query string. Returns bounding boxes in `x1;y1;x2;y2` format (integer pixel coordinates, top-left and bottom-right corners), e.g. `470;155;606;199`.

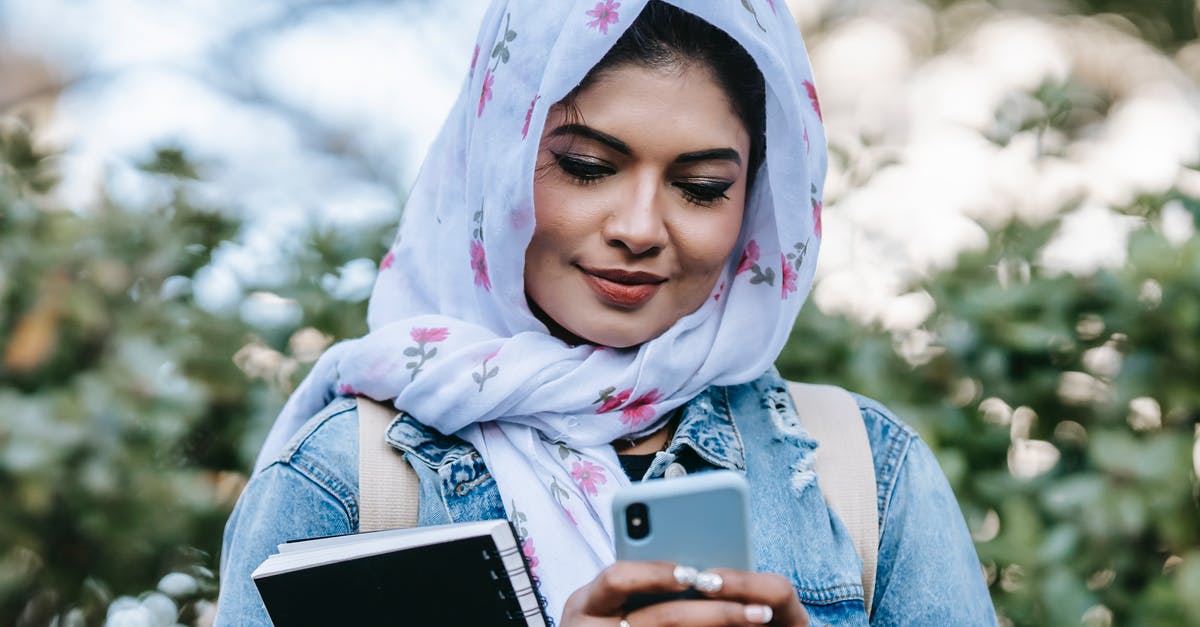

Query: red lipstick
579;266;666;309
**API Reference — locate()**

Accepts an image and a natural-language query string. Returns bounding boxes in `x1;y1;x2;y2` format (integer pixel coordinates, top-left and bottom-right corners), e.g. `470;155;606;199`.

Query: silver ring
673;564;698;587
619;620;632;627
694;570;724;594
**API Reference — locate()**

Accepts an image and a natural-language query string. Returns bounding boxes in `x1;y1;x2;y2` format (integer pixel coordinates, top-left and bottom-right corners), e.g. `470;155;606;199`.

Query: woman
217;1;995;625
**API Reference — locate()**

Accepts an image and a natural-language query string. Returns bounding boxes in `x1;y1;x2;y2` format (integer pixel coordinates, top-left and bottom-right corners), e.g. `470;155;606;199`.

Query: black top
617;453;658;482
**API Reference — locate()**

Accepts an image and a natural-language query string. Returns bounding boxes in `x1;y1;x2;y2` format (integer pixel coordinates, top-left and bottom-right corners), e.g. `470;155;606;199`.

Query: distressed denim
216;369;996;625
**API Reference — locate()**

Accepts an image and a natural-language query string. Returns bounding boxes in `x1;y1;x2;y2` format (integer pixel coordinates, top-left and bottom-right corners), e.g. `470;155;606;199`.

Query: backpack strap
356;397;420;532
786;381;879;616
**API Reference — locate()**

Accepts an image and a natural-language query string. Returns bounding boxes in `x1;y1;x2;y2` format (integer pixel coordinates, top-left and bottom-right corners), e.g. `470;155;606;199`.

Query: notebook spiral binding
483;525;549;626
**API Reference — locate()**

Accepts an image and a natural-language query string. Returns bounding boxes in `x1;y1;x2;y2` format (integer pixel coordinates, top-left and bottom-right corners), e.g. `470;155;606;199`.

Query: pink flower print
767;0;777;13
571;460;608;496
736;240;760;275
621;389;662;428
469;240;492;290
586;0;621;35
781;253;798;298
803;80;823;122
406;327;448;380
521;537;539;569
469;44;480;77
812;199;823;239
713;280;726;302
379;251;394;271
478;68;494;117
337;382;357;396
595;387;632;414
410;327;449;343
474;348;500;392
521;95;539;139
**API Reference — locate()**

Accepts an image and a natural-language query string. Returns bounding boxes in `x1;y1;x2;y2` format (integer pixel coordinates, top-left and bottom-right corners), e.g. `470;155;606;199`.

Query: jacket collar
386;411;476;469
666;385;746;471
386;384;747;471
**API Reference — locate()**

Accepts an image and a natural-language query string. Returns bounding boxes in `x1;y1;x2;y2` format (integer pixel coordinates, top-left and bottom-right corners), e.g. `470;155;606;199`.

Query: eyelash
551;152;733;206
675;181;733;206
553;152;612;184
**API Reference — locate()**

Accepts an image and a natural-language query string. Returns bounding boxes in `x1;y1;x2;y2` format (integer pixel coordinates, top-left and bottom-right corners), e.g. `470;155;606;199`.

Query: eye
551;152;614;183
673;179;733;206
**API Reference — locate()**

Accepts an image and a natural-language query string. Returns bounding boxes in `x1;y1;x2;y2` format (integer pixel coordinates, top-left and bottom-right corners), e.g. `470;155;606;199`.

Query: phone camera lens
626;503;650;540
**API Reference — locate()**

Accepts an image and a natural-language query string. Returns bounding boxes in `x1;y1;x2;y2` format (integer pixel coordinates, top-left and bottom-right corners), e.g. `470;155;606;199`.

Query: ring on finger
694;570;724;594
673;565;698;587
619;619;632;627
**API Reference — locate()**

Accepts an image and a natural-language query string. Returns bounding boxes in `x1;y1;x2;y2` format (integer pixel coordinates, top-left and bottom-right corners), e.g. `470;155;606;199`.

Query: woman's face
525;62;751;348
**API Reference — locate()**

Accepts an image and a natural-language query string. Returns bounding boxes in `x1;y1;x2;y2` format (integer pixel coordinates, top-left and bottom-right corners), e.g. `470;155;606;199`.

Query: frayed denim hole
761;384;819;496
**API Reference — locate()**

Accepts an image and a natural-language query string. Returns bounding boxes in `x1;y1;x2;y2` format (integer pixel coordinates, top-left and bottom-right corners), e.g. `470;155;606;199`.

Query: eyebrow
549;123;743;167
674;148;742;167
549;124;630;154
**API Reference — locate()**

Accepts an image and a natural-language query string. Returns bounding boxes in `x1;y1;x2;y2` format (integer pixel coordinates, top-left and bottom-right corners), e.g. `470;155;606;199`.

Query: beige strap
787;381;879;616
356;397;420;532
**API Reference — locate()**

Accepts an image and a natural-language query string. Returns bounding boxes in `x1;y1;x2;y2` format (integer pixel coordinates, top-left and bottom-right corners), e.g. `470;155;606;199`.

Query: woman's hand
561;561;809;626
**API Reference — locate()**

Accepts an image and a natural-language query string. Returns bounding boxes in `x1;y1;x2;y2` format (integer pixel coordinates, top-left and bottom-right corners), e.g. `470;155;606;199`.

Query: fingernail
673;565;698;586
694;570;724;594
744;604;773;624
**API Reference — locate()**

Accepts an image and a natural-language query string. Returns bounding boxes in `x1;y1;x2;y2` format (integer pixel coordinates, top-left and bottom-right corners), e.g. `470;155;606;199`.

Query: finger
693;569;809;626
579;561;692;616
625;598;776;627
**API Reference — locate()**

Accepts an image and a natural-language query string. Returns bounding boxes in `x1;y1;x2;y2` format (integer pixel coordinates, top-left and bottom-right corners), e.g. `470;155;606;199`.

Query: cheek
530;174;608;254
678;206;746;283
526;173;589;291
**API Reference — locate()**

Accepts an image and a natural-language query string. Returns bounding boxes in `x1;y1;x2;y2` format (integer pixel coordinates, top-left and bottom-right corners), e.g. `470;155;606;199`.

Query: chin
568;317;666;349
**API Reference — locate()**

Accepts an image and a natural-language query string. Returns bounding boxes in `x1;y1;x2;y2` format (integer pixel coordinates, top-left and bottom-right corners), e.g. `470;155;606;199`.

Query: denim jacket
216;370;996;625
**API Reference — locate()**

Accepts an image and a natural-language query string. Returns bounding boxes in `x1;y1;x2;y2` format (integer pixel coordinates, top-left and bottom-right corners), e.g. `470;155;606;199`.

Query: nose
602;174;668;256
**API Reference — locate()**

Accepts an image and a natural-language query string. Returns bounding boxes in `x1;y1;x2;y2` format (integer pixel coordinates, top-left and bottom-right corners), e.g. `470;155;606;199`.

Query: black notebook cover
254;524;546;626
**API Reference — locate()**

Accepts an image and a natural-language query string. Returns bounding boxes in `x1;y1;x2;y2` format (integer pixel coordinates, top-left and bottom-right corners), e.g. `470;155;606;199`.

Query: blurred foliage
782;189;1200;624
938;0;1199;49
1063;0;1197;49
0;120;385;626
785;0;1200;619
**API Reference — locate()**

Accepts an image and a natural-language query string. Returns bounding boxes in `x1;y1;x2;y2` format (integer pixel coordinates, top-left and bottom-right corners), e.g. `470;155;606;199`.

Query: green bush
0;122;385;625
781;194;1200;624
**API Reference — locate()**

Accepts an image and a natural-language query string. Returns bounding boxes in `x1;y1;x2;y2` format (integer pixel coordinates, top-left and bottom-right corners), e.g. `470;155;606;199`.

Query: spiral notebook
252;519;547;626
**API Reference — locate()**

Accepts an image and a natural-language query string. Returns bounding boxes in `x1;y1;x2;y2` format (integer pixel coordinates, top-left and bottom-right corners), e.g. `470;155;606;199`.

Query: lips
579;266;666;308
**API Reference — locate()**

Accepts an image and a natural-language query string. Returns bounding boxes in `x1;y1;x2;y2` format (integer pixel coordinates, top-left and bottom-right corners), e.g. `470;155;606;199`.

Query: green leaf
593;386;615;404
505;30;517;42
402;347;420;357
425;347;437;359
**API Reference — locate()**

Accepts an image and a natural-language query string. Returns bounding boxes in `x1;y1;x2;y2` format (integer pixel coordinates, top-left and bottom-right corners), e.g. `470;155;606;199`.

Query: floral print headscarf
256;0;826;620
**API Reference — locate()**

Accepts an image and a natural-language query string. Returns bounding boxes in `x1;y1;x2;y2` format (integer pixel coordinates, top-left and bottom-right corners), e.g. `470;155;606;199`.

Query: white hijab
255;0;826;620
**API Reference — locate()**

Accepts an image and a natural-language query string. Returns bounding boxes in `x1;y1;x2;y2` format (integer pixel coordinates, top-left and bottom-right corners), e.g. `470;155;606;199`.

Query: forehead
553;63;749;151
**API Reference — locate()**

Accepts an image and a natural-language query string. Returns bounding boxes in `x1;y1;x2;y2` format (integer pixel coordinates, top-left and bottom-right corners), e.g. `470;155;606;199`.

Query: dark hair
562;1;767;189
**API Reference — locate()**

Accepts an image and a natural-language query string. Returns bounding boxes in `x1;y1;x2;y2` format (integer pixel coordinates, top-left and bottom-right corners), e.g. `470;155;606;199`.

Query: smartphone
611;470;752;608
